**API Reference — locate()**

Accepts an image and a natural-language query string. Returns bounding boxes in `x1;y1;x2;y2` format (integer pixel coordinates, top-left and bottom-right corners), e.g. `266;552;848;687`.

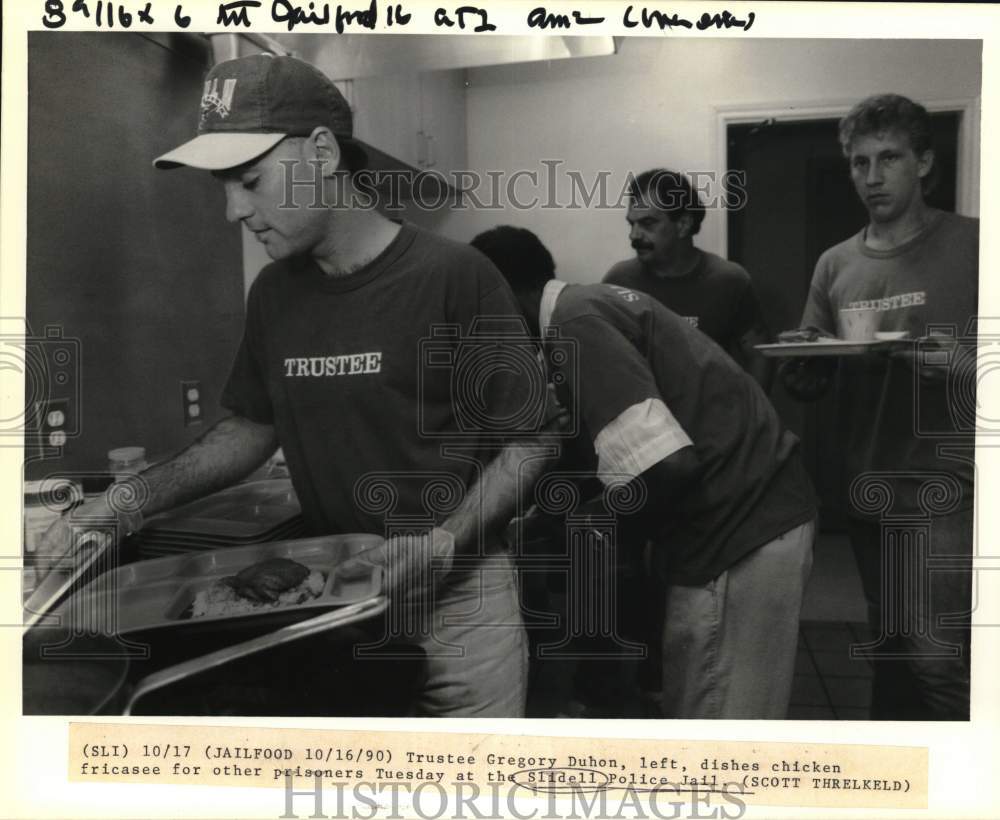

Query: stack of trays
136;479;306;559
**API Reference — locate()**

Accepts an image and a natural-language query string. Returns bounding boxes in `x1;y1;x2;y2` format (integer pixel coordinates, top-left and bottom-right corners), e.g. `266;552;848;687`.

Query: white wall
240;38;981;292
439;37;981;284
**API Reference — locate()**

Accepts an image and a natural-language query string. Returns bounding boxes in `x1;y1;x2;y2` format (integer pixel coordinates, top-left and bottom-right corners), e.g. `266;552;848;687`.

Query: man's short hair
470;226;555;292
336;138;368;175
838;93;935;192
282;134;366;176
838;93;933;156
628;169;706;235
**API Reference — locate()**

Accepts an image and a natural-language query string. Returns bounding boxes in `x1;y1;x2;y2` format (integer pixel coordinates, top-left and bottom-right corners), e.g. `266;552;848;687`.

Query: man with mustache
783;93;979;720
604;169;772;390
599;169;772;715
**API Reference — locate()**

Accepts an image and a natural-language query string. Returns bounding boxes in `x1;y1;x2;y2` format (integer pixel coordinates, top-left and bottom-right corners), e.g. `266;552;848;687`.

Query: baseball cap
154;54;361;171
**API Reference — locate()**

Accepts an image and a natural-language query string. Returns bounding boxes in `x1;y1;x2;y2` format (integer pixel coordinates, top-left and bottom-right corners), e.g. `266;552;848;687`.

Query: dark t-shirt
801;210;979;517
547;282;816;584
603;250;765;353
222;223;534;536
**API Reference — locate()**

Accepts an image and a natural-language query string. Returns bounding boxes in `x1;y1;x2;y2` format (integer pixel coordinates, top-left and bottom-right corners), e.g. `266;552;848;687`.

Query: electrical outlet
180;380;203;427
35;397;72;455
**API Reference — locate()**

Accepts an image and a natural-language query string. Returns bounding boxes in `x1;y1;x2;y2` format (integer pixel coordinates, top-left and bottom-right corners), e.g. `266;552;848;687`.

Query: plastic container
108;446;148;482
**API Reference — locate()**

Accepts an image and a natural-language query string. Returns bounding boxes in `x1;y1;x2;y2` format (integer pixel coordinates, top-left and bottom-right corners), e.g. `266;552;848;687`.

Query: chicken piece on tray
776;325;836;344
188;558;326;619
227;557;311;602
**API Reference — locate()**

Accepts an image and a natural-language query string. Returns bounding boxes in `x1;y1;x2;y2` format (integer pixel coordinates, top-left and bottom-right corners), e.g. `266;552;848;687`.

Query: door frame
714;96;980;257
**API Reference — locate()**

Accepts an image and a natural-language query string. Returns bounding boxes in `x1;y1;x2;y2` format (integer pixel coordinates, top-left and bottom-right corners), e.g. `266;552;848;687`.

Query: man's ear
916;148;935;181
306;127;343;176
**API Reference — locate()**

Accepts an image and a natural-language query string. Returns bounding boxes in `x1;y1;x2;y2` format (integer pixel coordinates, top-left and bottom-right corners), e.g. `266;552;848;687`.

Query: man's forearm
338;435;562;601
127;415;278;519
441;437;562;556
34;416;278;576
575;446;703;545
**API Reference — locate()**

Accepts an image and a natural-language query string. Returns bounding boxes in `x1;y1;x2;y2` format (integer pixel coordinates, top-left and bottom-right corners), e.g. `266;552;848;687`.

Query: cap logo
200;78;238;123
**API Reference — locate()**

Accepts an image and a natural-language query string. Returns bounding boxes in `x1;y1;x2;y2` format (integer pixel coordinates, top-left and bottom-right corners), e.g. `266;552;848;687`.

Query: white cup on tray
837;307;880;341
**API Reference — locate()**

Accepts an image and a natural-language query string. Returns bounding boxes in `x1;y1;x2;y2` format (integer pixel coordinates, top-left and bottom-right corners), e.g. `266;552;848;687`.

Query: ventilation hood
216;32;617;78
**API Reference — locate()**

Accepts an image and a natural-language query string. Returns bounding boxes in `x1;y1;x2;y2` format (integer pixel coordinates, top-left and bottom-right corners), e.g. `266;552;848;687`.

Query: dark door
727;113;960;529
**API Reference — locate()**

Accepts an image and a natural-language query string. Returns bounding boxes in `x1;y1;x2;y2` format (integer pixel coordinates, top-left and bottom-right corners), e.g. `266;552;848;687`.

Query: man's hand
889;337;963;384
888;348;949;382
779;357;837;401
504;510;565;551
335;529;455;605
34;491;142;581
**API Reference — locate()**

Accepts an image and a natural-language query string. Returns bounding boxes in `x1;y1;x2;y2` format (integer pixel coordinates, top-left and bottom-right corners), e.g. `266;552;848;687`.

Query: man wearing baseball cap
154;52;368;171
41;54;553;717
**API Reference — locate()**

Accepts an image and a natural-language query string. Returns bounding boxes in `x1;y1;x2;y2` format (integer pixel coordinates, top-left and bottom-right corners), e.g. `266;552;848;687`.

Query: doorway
726;112;961;529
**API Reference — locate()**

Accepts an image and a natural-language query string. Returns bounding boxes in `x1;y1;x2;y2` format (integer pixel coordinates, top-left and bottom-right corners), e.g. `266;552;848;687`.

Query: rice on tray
191;570;325;618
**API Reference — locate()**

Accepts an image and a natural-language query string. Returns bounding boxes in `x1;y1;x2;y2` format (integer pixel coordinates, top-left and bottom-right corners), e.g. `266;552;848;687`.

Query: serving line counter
22;479;424;716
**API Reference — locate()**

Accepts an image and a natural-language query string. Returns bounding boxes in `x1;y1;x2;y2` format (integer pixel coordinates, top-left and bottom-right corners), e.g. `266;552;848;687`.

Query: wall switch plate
180;380;203;427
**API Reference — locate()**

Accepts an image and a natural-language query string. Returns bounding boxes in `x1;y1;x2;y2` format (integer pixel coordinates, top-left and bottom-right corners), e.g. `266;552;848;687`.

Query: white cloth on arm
539;279;568;334
593;398;693;486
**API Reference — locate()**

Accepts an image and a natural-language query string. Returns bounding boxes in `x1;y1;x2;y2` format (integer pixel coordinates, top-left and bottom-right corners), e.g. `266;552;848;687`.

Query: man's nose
224;184;253;223
865;162;884;187
629;223;641;241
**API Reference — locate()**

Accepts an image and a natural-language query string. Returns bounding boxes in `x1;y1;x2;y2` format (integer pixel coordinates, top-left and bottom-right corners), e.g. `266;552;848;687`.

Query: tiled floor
789;532;874;719
789;620;873;720
526;619;876;720
800;532;868;622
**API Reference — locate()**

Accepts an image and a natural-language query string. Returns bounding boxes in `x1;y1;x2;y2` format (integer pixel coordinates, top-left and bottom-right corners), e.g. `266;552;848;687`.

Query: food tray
137;518;307;551
139;479;301;540
58;534;384;638
755;339;912;358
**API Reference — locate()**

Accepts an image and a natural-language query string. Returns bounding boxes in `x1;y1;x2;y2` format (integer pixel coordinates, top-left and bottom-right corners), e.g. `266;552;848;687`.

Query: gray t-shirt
548;282;815;584
223;224;534;536
801;210;979;517
603;250;766;353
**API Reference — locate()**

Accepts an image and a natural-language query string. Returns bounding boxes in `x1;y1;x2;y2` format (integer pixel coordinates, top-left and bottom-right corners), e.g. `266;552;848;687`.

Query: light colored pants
409;552;529;717
661;520;816;719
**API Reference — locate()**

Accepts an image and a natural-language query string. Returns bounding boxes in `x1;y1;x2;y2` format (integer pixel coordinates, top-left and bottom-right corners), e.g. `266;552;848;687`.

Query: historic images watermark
1;318;81;451
277;160;749;214
910;317;995;440
338;317;643;659
280;776;749;820
417;317;577;441
841;318;990;669
344;468;650;661
21;471;150;655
